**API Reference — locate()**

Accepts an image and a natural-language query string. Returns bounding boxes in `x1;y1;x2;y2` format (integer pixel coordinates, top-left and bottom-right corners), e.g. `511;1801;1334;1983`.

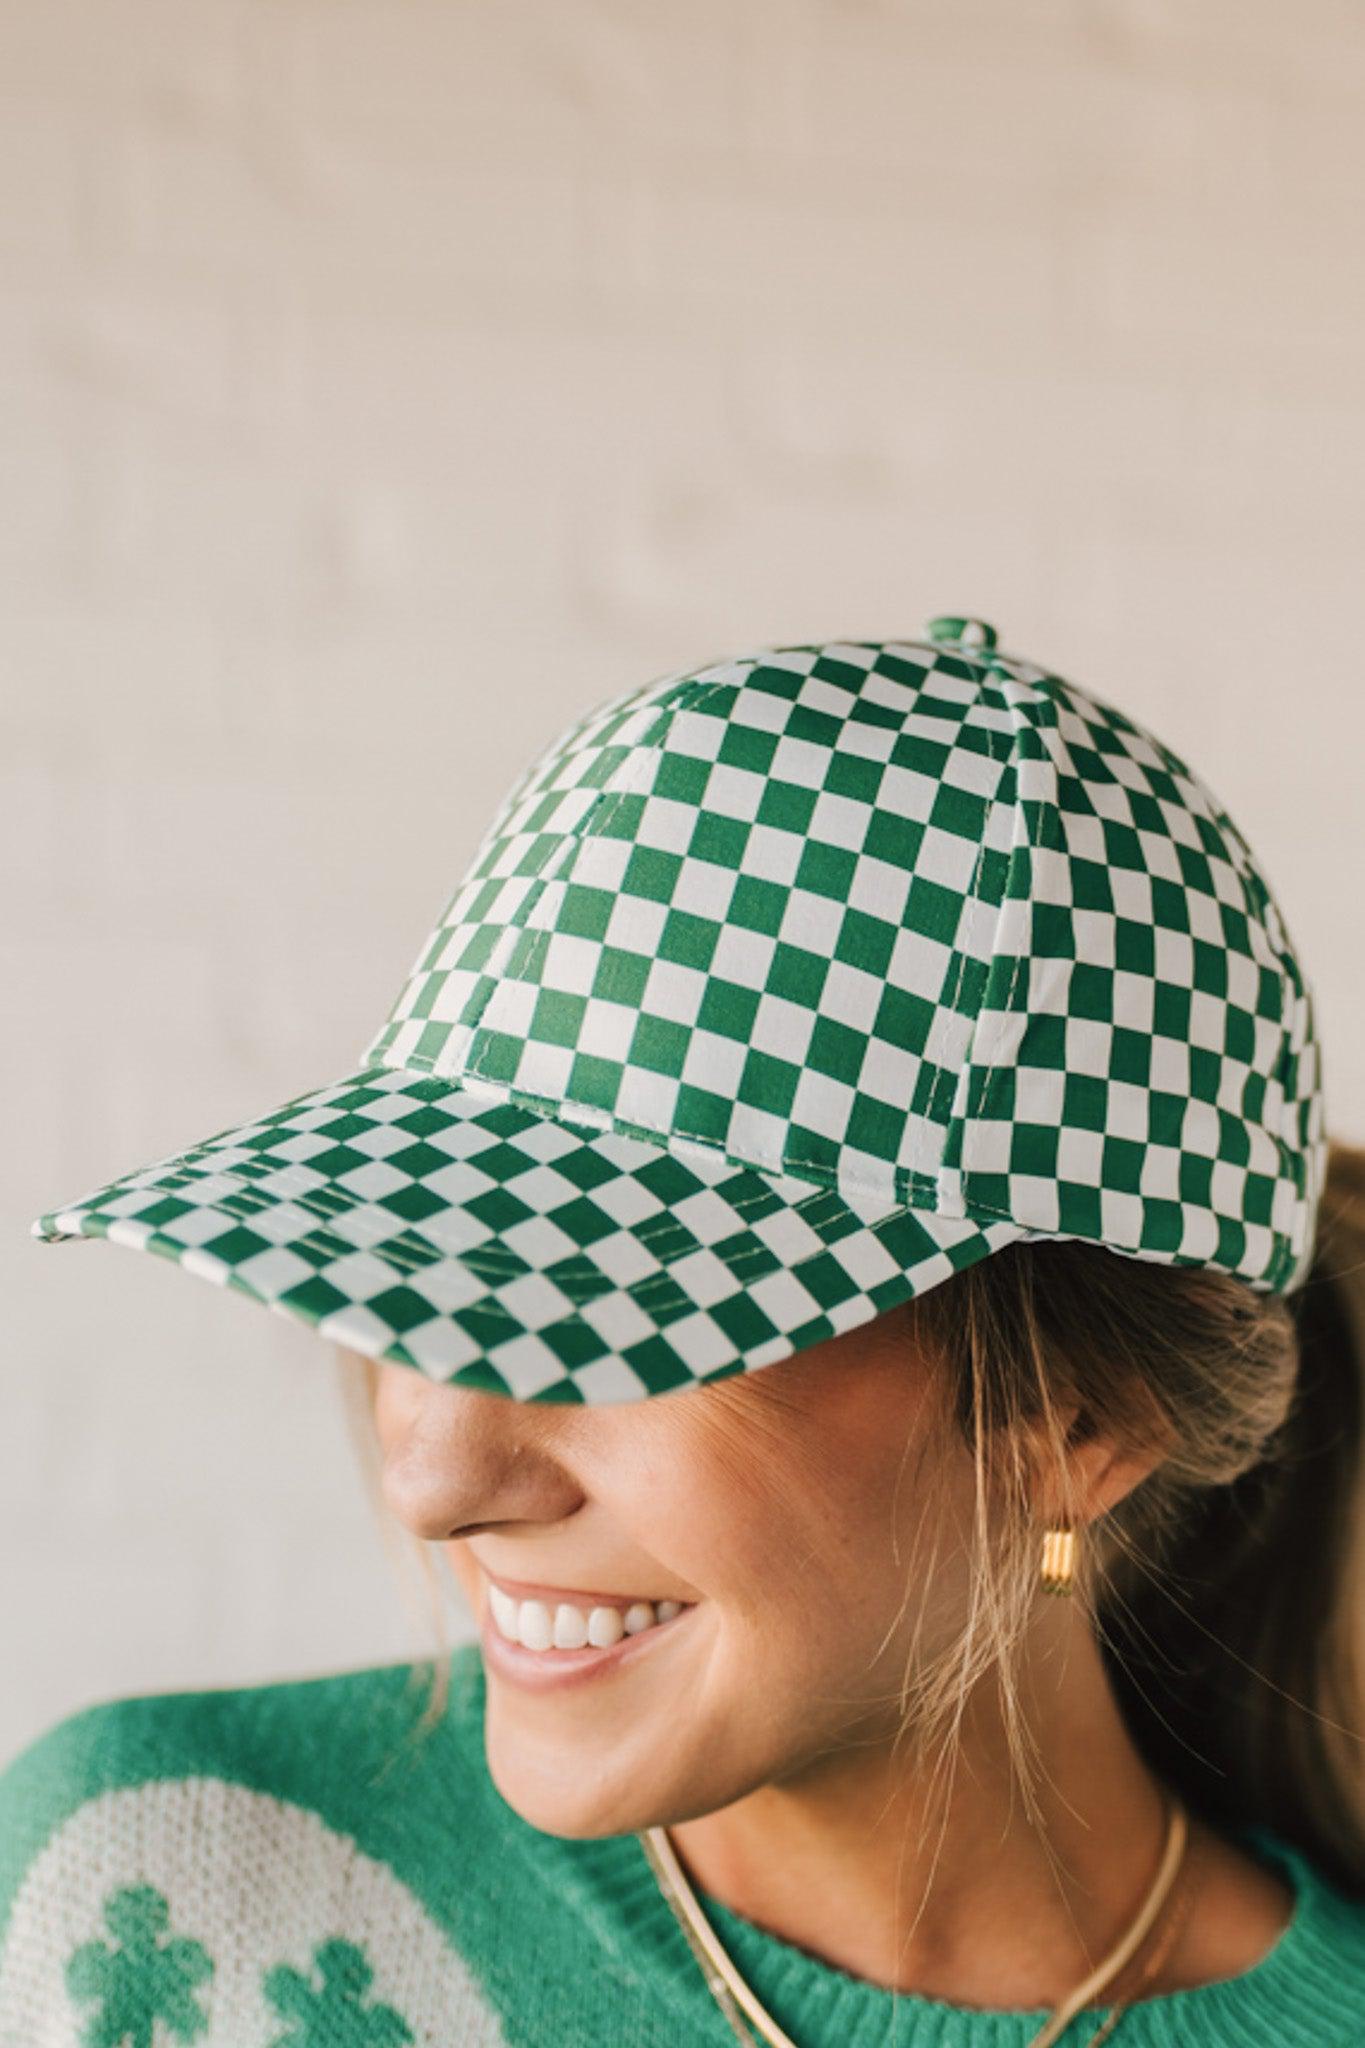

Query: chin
481;1727;658;1840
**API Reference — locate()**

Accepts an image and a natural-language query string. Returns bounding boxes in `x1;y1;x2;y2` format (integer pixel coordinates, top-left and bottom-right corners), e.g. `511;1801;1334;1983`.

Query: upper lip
476;1563;690;1611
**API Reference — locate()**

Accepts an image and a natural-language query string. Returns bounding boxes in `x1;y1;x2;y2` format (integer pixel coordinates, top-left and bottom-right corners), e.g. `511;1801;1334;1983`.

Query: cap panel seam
943;675;1060;1198
911;692;1015;1190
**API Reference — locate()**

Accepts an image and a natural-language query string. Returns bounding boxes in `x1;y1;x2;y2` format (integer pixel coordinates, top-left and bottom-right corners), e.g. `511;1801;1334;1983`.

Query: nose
377;1378;587;1543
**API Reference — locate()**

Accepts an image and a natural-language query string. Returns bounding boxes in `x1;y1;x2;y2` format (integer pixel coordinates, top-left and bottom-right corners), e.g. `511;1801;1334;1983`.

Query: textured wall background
4;0;1364;1764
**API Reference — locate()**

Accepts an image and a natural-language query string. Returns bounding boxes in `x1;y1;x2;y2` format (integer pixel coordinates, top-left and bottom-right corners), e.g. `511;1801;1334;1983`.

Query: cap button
924;615;998;653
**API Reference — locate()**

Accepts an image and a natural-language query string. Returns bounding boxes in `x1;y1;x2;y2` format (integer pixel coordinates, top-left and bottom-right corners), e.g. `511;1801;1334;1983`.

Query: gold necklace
638;1795;1193;2048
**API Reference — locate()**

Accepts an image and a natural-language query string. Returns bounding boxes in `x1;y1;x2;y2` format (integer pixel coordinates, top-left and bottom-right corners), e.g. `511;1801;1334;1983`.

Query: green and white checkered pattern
31;619;1327;1404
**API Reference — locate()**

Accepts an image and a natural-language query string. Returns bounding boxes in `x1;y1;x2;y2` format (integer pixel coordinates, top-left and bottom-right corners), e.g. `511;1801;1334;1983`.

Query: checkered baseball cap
31;616;1327;1406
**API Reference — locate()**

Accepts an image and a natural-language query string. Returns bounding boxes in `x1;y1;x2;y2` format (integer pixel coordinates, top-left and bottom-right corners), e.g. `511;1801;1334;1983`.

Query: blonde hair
901;1137;1365;1897
339;1139;1365;1893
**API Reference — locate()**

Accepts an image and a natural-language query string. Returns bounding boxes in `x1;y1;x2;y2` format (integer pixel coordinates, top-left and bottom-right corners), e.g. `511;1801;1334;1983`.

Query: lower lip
479;1597;696;1694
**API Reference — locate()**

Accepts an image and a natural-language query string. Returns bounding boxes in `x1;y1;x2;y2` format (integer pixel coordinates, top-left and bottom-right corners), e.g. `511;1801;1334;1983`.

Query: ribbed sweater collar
573;1815;1354;2045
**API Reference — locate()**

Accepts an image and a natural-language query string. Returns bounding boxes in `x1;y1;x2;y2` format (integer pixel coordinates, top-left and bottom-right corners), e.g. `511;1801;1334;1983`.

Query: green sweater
2;1641;1363;2046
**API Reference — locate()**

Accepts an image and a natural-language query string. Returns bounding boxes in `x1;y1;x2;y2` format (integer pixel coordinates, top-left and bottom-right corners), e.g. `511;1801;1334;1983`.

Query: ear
1029;1392;1175;1529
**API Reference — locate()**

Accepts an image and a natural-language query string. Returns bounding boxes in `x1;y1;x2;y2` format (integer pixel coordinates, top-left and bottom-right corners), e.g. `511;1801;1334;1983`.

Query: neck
663;1608;1190;2010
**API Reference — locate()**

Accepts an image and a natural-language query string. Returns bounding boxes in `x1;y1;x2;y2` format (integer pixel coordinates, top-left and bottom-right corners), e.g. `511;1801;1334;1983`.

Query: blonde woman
4;616;1364;2046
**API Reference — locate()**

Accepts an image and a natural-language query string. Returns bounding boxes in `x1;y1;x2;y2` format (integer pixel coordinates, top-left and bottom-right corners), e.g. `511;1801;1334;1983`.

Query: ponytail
1099;1142;1365;1897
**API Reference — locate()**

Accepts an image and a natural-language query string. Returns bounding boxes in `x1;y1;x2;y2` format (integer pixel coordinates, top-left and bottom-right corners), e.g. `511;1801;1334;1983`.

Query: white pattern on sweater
0;1778;508;2047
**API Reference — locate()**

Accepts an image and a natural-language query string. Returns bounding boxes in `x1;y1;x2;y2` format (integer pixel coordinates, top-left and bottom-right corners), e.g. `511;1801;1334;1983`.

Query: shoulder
1233;1824;1365;2038
0;1642;516;2046
0;1643;485;1907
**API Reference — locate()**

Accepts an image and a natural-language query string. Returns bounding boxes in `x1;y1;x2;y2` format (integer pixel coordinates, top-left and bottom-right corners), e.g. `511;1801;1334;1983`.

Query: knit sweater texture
2;1640;1363;2047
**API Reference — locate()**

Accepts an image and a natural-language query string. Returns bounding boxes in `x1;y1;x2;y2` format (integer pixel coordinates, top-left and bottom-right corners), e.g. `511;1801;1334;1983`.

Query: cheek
700;1429;947;1677
668;1449;890;1653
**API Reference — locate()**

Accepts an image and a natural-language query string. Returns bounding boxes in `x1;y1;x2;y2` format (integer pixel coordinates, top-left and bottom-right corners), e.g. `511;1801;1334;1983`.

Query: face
371;1308;981;1839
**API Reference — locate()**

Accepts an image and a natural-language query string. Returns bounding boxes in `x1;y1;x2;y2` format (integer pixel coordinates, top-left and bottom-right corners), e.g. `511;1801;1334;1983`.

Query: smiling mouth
481;1567;691;1654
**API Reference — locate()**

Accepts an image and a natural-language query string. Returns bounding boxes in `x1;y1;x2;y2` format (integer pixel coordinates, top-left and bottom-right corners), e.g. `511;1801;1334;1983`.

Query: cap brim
31;1064;1024;1404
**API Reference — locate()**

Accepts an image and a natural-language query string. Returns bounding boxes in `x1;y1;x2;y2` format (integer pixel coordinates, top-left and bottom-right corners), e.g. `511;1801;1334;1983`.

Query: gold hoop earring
1040;1524;1078;1596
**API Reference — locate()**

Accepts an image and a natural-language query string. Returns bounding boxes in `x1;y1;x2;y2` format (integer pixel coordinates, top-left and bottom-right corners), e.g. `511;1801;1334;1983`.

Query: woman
4;614;1363;2045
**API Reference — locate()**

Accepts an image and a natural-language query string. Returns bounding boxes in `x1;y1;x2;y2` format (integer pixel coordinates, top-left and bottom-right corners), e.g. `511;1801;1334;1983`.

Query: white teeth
587;1606;624;1648
485;1579;685;1655
517;1600;553;1651
552;1603;588;1649
488;1585;519;1641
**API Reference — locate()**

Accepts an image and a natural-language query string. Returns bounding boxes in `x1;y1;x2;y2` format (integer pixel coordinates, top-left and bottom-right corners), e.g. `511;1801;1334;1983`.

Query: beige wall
5;0;1364;1763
